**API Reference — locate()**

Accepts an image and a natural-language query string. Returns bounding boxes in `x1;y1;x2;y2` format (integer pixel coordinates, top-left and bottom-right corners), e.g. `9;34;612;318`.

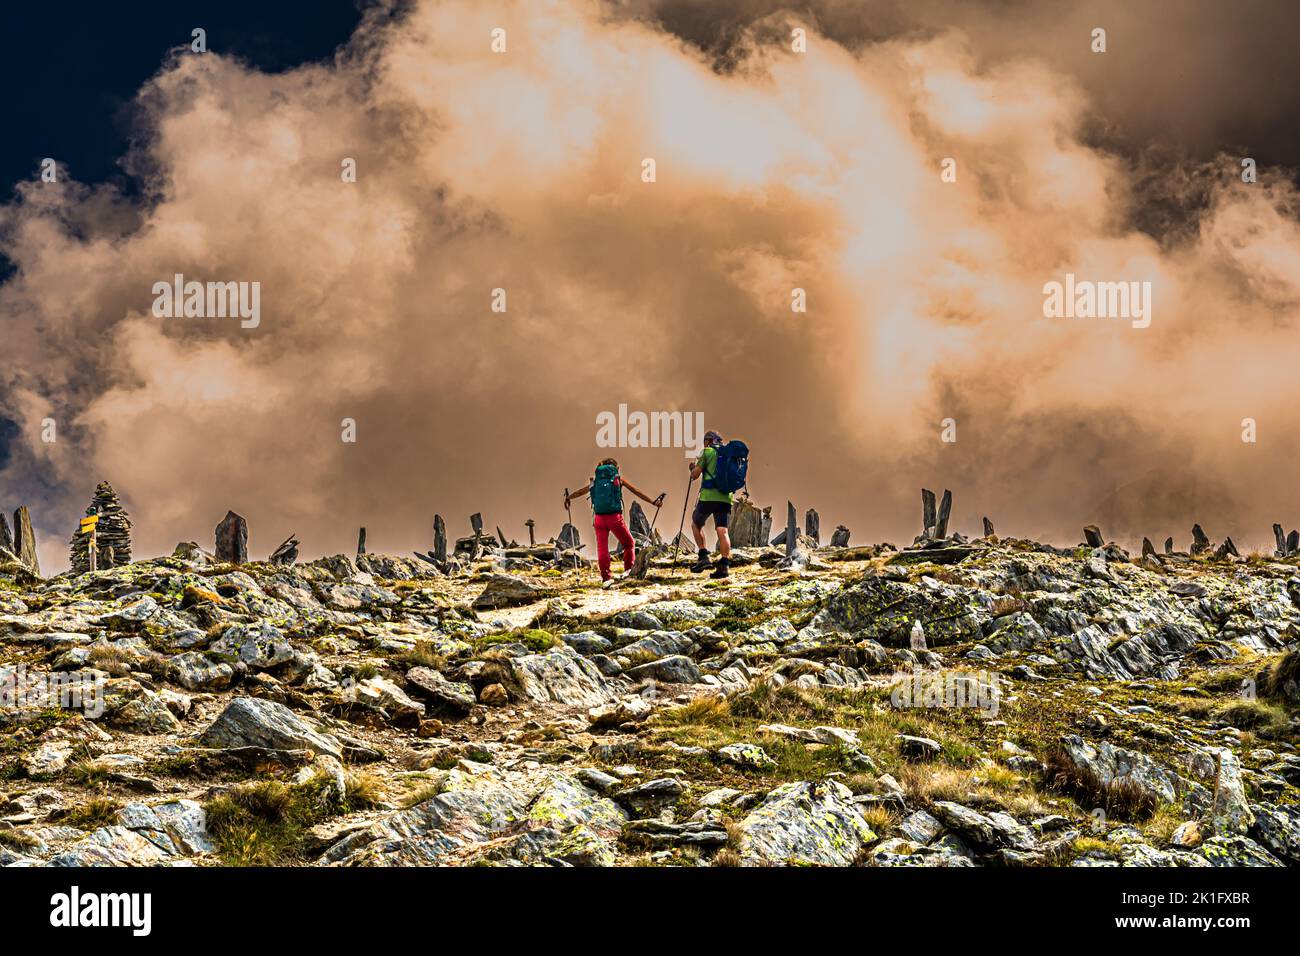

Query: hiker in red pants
565;458;665;587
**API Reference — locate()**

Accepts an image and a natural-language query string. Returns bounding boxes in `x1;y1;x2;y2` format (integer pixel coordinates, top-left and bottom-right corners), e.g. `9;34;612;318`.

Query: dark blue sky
0;1;363;199
0;0;365;475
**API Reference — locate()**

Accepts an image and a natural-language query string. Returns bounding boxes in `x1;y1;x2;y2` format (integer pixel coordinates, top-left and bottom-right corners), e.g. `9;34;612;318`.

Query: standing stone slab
935;490;952;539
1207;750;1254;836
0;513;12;555
804;509;820;547
12;507;39;576
433;515;448;565
1164;537;1174;555
1274;524;1288;557
829;525;850;548
269;534;299;566
215;511;248;564
1191;524;1212;556
1083;525;1104;548
470;513;484;537
1289;531;1300;557
921;489;937;538
629;501;652;540
357;527;367;558
982;517;995;538
1142;537;1156;558
785;502;797;558
558;523;581;550
728;499;764;548
525;519;536;547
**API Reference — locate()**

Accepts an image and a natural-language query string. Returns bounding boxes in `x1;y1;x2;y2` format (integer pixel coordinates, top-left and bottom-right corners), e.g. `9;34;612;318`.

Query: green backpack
590;464;623;515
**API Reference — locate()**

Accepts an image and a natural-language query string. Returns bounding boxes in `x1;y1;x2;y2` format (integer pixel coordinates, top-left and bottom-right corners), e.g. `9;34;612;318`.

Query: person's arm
689;450;706;480
565;483;591;504
621;479;665;507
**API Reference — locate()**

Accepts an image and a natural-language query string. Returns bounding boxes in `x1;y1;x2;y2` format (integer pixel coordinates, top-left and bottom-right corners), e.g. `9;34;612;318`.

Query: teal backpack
590;464;623;515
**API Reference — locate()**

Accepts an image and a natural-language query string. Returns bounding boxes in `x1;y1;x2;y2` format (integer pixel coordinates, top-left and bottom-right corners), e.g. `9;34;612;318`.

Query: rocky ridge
1;532;1298;867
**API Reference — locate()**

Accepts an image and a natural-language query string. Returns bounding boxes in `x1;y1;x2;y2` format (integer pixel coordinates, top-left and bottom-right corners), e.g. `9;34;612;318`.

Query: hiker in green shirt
689;430;732;578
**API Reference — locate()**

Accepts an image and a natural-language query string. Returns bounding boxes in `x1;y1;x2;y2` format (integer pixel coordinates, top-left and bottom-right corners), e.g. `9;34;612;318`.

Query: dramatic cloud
2;0;1298;571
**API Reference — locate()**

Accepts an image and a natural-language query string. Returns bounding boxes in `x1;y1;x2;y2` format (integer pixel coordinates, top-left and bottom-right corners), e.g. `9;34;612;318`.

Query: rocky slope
1;535;1298;867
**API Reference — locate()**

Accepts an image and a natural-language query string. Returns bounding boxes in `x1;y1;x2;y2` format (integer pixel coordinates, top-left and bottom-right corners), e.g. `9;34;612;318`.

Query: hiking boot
601;578;615;589
689;550;711;573
709;558;730;579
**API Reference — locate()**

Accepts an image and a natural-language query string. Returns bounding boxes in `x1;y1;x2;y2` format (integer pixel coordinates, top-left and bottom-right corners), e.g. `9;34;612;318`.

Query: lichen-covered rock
1249;803;1300;864
625;654;702;684
118;800;214;856
1205;749;1254;836
1057;735;1204;809
326;767;624;866
615;777;684;815
168;652;236;690
208;622;295;670
200;697;342;758
1196;835;1282;867
504;648;616;708
46;825;175;867
810;576;983;647
737;779;876;866
354;676;425;723
635;599;716;627
716;742;776;770
406;667;476;716
472;574;553;610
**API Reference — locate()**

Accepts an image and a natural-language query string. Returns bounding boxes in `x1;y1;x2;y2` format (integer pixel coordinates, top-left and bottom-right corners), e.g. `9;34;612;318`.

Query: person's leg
610;514;635;573
714;505;732;557
593;514;613;580
710;506;732;578
689;502;712;571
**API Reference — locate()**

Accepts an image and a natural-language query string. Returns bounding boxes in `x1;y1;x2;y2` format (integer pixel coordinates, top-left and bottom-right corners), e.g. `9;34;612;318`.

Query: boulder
716;742;777;770
472;573;553;609
625;654;702;684
199;697;342;759
1206;749;1254;836
354;676;425;724
504;649;616;708
737;780;876;866
405;667;476;716
615;777;684;815
208;622;294;670
324;767;624;867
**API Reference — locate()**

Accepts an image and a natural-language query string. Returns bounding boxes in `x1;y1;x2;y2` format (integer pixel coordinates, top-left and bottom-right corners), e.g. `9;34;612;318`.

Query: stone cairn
68;482;132;574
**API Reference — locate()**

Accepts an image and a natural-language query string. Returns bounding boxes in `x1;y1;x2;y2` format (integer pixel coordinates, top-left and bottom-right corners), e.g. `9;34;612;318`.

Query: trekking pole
563;488;575;567
671;475;695;567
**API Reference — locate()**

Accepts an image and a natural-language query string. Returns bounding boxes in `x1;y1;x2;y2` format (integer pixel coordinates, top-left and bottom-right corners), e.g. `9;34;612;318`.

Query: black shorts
692;500;732;529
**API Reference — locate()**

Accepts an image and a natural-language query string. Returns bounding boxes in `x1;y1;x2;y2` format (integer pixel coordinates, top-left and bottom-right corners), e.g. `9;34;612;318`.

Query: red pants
593;512;635;580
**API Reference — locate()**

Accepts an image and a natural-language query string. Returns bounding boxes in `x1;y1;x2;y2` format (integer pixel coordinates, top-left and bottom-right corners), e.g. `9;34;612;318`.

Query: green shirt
697;446;732;504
